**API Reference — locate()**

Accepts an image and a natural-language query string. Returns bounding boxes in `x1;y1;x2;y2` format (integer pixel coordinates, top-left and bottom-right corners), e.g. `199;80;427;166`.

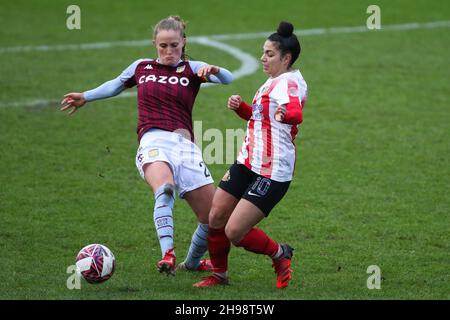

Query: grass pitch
0;0;449;300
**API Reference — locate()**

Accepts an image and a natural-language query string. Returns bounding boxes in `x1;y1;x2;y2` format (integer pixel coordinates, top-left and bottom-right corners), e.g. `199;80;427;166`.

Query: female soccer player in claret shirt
193;21;307;289
61;16;233;276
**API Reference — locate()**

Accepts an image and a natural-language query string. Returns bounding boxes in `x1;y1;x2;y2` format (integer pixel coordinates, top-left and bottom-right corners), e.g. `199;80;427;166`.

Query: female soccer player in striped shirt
61;16;233;276
194;21;307;289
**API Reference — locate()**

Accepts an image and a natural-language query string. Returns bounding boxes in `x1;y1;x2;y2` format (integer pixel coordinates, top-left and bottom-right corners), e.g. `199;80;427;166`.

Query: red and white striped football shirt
236;70;307;182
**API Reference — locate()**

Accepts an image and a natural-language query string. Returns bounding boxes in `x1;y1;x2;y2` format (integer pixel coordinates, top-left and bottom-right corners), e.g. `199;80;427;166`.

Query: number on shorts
250;177;271;196
256;178;271;195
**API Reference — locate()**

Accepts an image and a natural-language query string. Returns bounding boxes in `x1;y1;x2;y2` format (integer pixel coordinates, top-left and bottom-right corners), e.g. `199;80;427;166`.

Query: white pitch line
192;37;259;81
1;20;449;108
1;20;449;54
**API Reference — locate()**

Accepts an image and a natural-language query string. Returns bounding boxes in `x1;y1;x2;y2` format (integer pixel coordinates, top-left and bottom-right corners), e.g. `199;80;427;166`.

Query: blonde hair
153;16;188;60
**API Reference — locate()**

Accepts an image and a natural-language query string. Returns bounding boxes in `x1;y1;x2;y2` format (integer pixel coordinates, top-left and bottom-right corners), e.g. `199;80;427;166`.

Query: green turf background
0;0;449;299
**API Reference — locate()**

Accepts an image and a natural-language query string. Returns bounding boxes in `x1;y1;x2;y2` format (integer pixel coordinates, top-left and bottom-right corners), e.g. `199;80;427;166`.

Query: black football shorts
218;161;291;216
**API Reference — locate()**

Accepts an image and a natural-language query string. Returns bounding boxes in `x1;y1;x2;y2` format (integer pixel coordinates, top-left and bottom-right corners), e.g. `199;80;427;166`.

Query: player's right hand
227;95;242;111
60;92;86;115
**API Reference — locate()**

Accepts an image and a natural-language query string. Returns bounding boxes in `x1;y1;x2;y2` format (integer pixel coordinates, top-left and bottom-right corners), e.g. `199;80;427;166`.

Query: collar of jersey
155;58;183;67
269;69;300;80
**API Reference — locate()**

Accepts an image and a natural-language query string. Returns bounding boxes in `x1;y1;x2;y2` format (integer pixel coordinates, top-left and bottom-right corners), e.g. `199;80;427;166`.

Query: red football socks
208;227;230;273
235;227;279;257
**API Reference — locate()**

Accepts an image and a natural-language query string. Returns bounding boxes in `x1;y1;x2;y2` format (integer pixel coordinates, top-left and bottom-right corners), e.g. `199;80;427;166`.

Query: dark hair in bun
268;21;301;67
277;21;294;37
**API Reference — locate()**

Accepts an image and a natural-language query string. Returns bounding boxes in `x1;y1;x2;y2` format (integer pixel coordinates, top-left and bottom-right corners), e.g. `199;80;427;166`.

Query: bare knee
184;184;215;224
224;224;243;245
209;205;230;229
143;161;174;192
156;183;174;197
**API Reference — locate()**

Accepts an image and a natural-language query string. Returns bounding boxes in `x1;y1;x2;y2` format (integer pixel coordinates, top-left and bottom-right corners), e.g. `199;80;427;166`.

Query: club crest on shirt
148;148;159;157
176;65;186;73
222;170;231;182
252;104;264;121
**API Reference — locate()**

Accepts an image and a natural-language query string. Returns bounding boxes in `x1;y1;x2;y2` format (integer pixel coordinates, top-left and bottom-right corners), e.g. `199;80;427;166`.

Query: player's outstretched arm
60;59;141;115
60;92;86;115
60;76;127;115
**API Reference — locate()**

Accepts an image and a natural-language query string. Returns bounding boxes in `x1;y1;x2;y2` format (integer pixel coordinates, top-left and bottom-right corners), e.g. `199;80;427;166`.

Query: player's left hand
197;65;220;78
274;105;286;122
